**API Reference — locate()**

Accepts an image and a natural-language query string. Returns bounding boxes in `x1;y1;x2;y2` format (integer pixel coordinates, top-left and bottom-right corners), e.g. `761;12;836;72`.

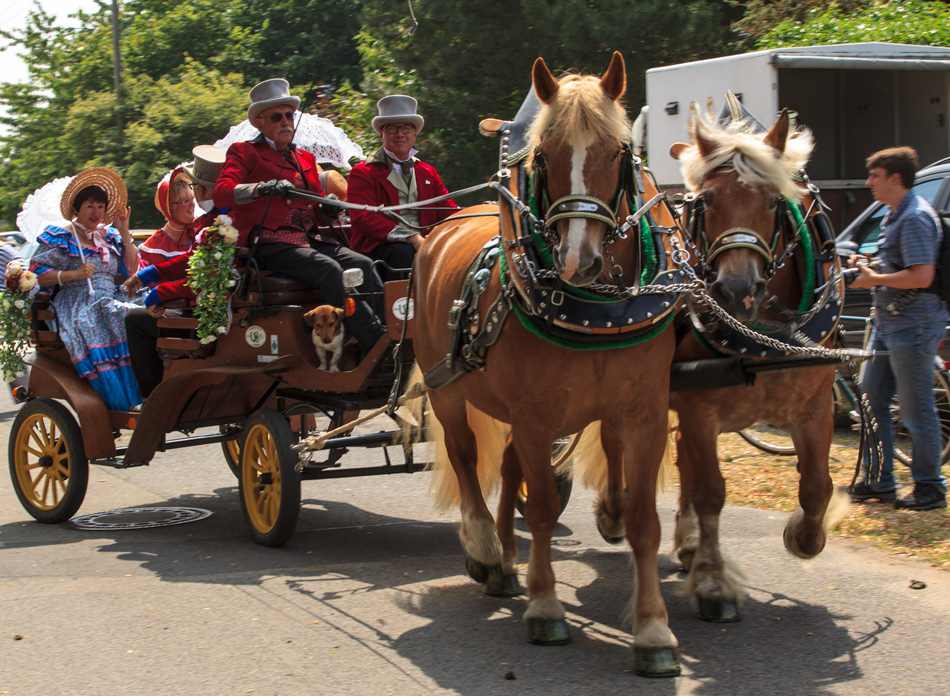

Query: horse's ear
690;111;718;160
763;108;790;155
600;51;626;102
533;57;560;104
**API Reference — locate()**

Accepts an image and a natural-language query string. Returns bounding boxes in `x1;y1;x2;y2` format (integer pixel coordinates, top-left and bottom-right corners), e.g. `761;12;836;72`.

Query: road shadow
376;548;870;694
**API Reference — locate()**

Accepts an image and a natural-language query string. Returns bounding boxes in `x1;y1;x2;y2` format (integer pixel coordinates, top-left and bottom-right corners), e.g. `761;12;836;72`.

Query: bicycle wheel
737;424;796;455
892;363;950;465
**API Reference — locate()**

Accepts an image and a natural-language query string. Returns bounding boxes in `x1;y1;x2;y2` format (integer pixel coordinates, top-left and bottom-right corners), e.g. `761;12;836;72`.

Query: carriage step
157;317;200;330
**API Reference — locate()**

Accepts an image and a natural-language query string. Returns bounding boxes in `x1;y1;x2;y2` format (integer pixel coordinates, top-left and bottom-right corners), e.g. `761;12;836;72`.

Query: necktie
394;159;414;189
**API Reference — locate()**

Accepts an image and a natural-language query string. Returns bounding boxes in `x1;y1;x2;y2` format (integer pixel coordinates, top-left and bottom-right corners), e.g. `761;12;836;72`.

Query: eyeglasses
268;111;296;123
382;124;416;135
171;199;196;207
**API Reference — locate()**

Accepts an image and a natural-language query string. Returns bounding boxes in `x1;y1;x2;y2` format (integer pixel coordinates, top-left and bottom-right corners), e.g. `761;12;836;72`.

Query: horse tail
659;410;678;491
407;371;511;511
558;421;608;494
400;364;429;450
556;412;678;496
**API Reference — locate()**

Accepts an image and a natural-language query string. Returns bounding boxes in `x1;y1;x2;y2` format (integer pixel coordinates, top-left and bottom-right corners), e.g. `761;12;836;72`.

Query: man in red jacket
348;95;457;278
213;78;385;353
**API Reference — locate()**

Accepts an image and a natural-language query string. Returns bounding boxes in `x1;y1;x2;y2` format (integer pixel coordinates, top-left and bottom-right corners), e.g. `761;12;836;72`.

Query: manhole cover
66;507;212;531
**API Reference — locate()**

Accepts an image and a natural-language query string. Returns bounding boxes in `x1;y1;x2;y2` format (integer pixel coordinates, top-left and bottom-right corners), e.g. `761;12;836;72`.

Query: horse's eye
700;189;715;207
767;194;781;212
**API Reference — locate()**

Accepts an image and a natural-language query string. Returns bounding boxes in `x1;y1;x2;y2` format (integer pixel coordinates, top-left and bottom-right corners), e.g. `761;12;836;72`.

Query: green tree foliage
0;0;360;229
730;0;868;48
345;0;742;191
756;0;950;48
1;0;740;228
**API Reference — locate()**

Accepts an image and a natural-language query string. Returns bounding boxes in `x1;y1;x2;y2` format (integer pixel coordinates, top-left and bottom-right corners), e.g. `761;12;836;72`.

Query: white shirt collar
383;147;418;163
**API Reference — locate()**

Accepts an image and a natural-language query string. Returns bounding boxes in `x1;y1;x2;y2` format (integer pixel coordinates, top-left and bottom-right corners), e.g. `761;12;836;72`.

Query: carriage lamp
342;268;364;290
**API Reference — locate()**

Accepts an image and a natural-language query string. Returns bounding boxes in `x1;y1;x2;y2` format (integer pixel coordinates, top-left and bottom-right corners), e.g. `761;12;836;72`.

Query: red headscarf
154;165;194;228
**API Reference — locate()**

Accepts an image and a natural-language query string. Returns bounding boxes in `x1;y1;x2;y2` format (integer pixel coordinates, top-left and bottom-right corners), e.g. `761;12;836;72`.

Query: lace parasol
16;176;74;252
215;113;365;169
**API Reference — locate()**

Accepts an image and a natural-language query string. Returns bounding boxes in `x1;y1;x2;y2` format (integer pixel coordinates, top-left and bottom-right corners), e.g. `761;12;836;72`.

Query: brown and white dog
303;305;347;371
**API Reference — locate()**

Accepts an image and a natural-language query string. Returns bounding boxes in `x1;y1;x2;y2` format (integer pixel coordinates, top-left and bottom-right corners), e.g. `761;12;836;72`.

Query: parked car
835;156;950;361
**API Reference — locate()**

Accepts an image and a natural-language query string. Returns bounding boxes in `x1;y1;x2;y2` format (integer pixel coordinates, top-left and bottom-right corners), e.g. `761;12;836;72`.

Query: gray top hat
182;145;227;188
247;78;301;122
372;95;424;133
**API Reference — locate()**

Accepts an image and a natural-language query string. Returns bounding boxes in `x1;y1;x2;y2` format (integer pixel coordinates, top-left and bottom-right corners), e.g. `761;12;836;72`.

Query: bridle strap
535;140;629;246
545;194;618;230
705;227;775;266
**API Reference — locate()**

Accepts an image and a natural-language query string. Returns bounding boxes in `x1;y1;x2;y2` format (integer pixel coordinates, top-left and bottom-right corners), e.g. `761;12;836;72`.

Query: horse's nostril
589;257;604;279
710;280;733;304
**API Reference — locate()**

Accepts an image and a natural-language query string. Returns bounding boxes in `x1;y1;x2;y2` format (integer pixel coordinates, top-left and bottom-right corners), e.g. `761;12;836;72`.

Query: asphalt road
1;399;949;696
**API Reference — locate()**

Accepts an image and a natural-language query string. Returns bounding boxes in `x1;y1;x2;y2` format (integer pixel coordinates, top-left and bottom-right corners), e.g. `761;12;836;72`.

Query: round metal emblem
245;325;267;348
392;297;414;321
65;507;213;531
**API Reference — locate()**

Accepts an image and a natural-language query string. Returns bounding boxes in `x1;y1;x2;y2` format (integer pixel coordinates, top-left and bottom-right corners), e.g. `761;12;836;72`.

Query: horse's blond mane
678;115;814;201
527;73;630;165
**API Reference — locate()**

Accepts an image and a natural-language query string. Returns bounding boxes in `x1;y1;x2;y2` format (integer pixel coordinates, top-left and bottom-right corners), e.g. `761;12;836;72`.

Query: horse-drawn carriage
11;254;421;547
7;52;862;678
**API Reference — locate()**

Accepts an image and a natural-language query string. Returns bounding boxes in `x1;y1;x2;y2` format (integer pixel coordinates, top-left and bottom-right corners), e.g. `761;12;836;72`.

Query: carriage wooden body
10;270;421;546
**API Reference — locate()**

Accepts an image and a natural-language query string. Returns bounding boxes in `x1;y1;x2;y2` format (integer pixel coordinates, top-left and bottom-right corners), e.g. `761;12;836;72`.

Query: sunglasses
382;124;416;135
268;111;296;123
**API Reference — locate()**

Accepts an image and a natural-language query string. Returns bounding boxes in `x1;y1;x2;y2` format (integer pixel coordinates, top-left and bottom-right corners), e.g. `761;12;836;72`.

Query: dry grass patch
687;431;950;569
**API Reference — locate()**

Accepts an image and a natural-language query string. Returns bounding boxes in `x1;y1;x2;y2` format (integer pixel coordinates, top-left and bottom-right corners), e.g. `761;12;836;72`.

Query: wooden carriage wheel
219;424;242;478
238;408;301;547
8;399;89;523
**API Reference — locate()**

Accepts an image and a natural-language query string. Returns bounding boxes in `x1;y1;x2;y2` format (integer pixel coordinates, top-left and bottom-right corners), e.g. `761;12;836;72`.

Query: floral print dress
30;225;144;411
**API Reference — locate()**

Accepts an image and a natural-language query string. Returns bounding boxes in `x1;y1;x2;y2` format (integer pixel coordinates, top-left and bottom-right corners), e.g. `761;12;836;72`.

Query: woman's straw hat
319;169;348;202
60;167;128;224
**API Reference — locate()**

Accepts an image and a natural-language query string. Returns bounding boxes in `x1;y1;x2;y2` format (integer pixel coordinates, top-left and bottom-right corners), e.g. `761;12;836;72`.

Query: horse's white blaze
560;140;592;280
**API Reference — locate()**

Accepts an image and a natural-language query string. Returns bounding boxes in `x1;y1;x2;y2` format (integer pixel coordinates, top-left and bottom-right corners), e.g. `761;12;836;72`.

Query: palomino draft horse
668;107;848;620
413;52;684;676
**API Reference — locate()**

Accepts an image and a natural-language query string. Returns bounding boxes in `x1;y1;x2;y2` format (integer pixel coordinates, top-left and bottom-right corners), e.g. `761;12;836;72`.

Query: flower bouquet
186;215;239;344
0;260;38;380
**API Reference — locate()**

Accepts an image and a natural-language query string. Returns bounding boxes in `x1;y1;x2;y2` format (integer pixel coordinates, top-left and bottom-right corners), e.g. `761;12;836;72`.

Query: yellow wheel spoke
25;445;44;458
40;474;52;506
29;427;49;451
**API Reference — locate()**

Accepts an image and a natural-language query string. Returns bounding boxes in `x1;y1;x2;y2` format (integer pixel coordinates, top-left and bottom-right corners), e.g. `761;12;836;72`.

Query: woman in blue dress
29;168;144;411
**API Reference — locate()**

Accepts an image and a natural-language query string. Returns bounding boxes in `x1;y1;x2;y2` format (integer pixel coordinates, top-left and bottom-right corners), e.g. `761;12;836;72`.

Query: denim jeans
861;320;947;492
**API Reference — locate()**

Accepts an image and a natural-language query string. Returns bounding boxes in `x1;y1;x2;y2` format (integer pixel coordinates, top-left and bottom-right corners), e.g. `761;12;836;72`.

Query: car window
855;177;946;255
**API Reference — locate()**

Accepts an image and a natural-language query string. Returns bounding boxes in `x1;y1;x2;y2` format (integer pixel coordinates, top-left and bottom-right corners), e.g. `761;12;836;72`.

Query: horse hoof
526;618;571;645
465;555;497;584
677;549;695;573
634;646;681;678
486;573;523;597
697;597;740;623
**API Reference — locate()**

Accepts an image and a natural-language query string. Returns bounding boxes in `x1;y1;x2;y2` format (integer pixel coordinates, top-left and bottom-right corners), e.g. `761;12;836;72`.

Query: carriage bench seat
240;274;327;307
29;292;62;350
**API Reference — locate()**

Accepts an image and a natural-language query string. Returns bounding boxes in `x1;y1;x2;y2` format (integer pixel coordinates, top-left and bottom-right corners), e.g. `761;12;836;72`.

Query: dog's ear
303;310;314;328
334;307;345;322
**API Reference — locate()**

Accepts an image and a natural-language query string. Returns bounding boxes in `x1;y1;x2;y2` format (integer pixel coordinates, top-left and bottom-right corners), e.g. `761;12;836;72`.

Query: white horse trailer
644;42;950;231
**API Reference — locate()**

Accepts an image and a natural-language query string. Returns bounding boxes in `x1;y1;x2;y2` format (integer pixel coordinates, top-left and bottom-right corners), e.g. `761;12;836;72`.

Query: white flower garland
0;260;38;380
186;215;239;344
